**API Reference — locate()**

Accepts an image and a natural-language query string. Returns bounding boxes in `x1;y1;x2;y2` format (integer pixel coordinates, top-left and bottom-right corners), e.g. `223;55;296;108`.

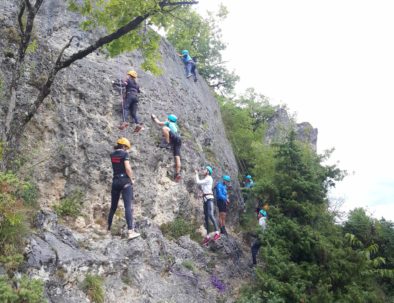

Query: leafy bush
53;190;84;218
160;217;200;242
0;275;46;303
82;274;104;303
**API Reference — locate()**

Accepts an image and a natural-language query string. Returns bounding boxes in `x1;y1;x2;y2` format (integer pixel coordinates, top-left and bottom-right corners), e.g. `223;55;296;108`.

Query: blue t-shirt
164;121;178;134
182;54;193;63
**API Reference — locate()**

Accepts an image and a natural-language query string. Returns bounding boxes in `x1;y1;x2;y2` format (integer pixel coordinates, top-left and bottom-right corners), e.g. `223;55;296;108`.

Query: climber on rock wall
251;202;269;266
178;50;197;82
215;175;231;235
196;166;221;245
113;70;143;132
243;175;254;189
108;137;140;240
151;113;182;182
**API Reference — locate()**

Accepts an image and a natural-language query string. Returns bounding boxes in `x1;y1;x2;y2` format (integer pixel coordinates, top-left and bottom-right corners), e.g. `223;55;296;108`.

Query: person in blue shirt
151;113;182;182
215;175;231;235
251;202;269;265
178;50;197;82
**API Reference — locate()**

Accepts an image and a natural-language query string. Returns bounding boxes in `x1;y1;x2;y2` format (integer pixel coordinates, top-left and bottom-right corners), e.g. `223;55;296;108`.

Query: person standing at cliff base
178;50;197;82
116;70;143;132
108;138;140;240
251;202;269;265
151;113;182;182
196;166;221;245
215;175;231;235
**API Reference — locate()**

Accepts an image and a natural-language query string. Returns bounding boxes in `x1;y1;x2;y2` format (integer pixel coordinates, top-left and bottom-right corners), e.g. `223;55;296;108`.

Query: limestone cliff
0;1;248;302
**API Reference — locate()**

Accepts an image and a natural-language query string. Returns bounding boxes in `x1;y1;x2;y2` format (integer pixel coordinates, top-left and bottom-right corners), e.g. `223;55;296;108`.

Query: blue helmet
168;114;177;122
246;175;252;179
223;175;231;182
181;50;189;56
206;166;213;175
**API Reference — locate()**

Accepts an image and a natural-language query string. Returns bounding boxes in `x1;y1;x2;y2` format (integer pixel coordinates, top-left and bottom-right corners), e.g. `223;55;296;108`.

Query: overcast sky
198;0;394;221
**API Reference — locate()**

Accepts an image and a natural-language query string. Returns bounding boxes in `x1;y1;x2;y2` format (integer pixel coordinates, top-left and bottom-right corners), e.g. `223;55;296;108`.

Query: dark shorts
217;200;227;213
170;131;182;157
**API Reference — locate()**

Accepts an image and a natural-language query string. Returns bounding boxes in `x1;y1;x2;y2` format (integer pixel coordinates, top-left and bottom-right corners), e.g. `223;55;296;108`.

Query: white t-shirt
259;217;267;231
195;173;214;200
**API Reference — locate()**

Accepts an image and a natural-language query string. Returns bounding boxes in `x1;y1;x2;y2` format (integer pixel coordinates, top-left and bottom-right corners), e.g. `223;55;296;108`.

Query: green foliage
53;190;84;218
0;276;46;303
26;39;38;54
82;274;104;303
0;172;36;257
160;217;200;241
181;260;196;272
167;5;239;94
67;0;197;75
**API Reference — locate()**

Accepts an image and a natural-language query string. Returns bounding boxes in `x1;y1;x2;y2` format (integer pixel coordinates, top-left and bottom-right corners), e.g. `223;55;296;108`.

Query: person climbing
108;137;140;240
196;166;221;245
251;202;269;265
117;70;143;132
243;175;254;189
178;50;197;82
215;175;231;235
151;113;182;182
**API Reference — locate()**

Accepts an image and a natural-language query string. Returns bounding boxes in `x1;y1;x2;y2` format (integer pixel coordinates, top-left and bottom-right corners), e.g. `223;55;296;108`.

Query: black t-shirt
125;78;140;95
110;149;130;176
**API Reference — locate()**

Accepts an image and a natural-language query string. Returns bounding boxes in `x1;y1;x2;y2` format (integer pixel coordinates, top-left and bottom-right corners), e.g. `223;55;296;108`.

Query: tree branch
58;13;151;70
160;1;199;7
18;1;26;35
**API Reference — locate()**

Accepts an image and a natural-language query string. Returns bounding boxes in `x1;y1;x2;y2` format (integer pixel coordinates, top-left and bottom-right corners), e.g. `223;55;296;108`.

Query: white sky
197;0;394;221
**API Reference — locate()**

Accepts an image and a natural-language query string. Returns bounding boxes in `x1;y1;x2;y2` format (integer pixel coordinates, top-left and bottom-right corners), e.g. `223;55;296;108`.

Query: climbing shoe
127;230;140;240
213;233;221;242
159;141;171;149
220;226;228;235
174;173;182;183
133;123;143;133
118;122;129;130
194;77;198;82
202;236;211;246
186;74;193;78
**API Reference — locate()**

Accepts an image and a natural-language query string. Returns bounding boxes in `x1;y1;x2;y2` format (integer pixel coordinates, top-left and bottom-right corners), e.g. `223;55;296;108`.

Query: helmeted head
245;175;252;180
181;50;189;56
205;166;213;175
223;175;231;182
168;114;177;123
116;137;131;150
127;70;138;78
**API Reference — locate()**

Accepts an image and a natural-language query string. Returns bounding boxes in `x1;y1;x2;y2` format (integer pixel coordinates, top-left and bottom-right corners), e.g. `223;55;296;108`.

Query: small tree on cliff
1;0;197;169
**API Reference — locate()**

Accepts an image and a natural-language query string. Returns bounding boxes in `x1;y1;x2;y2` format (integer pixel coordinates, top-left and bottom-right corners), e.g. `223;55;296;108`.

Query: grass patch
160;217;200;242
82;274;104;303
54;190;84;218
182;260;196;272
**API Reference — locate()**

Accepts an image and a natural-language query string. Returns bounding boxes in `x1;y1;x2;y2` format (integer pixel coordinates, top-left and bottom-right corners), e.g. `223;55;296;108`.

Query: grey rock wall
0;1;249;302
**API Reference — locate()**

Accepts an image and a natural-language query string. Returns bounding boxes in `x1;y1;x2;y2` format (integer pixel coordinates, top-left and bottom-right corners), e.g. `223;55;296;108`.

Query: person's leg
108;182;121;230
191;62;197;81
121;183;133;230
207;200;219;232
162;127;170;143
123;94;133;122
129;96;139;124
203;201;210;235
186;62;193;77
174;156;181;174
251;239;262;265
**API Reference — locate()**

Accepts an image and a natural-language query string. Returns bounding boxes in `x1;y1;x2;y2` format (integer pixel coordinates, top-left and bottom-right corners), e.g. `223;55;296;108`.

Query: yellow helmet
127;70;137;78
116;137;131;149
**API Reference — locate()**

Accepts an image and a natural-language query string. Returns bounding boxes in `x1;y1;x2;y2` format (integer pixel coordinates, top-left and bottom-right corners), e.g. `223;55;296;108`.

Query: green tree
166;5;239;94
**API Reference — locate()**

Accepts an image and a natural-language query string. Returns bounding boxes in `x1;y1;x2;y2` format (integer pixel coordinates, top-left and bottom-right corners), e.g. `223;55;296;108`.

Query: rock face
265;107;318;150
0;1;249;302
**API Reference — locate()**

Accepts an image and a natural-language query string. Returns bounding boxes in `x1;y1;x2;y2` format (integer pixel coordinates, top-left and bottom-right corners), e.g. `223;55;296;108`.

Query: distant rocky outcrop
265;107;318;151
